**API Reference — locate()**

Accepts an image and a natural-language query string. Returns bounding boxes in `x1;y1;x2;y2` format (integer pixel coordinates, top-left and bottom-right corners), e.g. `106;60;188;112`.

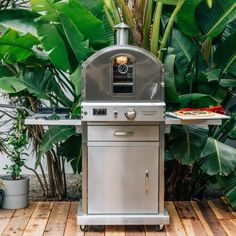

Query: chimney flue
114;23;130;45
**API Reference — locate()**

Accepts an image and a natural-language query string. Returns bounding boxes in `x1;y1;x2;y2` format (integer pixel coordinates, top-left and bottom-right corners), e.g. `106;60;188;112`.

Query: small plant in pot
0;110;29;209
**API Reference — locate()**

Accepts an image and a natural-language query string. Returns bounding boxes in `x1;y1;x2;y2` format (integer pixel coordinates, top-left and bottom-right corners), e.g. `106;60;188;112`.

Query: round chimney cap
114;23;130;29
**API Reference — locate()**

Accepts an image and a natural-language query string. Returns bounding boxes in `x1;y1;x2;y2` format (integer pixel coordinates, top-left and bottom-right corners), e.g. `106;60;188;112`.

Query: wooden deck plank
0;209;15;235
125;225;145;236
23;219;48;236
174;201;198;219
64;218;84;236
68;202;79;219
220;219;236;236
105;226;125;236
43;202;70;236
165;202;186;236
1;202;36;236
191;201;227;236
208;199;236;220
181;219;207;236
31;202;54;219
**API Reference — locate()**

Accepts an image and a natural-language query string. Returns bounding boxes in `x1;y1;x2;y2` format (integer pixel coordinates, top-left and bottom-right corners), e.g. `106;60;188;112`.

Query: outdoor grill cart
25;23;229;231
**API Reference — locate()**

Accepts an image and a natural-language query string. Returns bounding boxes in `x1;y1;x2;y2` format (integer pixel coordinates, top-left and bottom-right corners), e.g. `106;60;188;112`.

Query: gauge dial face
118;64;129;74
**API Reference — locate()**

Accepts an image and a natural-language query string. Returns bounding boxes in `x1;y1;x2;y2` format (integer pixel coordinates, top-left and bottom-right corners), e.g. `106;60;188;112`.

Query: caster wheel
155;225;164;231
80;225;88;232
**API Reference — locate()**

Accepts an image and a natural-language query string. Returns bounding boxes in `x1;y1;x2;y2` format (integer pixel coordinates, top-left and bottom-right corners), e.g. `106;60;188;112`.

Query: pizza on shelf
174;110;215;117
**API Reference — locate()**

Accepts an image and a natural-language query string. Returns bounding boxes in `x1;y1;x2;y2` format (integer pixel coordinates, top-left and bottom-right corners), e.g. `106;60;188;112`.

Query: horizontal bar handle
113;131;134;136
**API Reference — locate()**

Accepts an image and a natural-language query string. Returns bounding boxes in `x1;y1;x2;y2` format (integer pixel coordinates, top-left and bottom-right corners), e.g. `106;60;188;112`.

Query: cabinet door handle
113;131;134;136
145;169;149;193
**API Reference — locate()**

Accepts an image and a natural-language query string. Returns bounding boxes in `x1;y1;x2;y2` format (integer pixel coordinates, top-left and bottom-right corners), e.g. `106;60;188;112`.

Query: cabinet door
88;145;159;214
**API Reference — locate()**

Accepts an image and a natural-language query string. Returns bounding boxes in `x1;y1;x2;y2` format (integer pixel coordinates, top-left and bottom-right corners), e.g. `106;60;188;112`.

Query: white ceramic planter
1;176;29;209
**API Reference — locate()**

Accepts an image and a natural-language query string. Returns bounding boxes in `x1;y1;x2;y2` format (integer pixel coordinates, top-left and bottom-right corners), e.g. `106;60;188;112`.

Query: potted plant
0;110;29;209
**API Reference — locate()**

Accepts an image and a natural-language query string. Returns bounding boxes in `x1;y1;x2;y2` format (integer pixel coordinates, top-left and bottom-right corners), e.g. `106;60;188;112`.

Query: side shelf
165;116;223;125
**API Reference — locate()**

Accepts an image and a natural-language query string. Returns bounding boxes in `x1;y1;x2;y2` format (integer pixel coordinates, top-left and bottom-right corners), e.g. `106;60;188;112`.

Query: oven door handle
113;131;134;136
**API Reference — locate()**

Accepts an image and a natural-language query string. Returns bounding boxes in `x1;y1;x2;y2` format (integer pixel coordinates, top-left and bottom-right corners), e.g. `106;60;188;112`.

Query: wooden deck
0;199;236;235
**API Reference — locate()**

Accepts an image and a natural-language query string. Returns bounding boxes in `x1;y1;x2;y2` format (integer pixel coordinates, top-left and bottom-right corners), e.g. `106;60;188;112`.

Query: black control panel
93;108;107;116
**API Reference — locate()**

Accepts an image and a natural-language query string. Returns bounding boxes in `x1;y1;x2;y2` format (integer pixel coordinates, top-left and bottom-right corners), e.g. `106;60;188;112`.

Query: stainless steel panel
82;45;164;101
88;145;159;214
81;102;165;122
88;125;159;141
78;204;170;225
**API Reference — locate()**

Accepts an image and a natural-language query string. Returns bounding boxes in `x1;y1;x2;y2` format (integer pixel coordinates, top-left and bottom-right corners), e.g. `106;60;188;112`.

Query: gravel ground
29;173;82;201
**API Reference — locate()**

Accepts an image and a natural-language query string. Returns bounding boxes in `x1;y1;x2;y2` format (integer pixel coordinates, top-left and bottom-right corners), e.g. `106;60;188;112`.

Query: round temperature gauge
118;64;129;74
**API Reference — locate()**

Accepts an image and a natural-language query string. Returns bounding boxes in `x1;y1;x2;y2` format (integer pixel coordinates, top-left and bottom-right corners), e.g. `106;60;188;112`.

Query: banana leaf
54;0;108;49
38;125;76;166
0;29;39;64
70;66;81;97
169;125;209;164
178;93;218;108
59;13;94;62
228;126;236;140
200;137;236;176
222;19;236;41
58;135;82;173
177;0;200;36
214;31;236;77
195;0;236;39
79;0;104;19
0;9;39;36
171;28;197;80
164;50;179;103
0;76;26;93
21;68;72;107
36;22;71;72
217;173;236;208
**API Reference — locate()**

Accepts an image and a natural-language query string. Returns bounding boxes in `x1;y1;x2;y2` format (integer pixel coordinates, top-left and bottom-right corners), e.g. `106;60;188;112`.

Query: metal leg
80;225;88;232
155;225;164;231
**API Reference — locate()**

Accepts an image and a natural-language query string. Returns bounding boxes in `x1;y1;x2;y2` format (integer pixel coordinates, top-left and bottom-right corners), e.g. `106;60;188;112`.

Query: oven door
87;143;159;214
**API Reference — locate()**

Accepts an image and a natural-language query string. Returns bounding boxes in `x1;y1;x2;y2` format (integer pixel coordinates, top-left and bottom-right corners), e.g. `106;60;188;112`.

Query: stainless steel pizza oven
78;23;169;228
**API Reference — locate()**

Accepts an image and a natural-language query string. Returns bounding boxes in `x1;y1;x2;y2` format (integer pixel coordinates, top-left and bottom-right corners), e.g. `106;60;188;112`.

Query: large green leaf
171;29;197;79
0;9;39;36
36;23;71;72
222;19;236;41
79;0;104;19
214;31;236;76
169;125;209;164
195;0;236;39
220;79;236;87
228;126;236;140
58;135;82;173
0;29;39;64
179;93;218;108
177;0;200;36
30;0;58;21
22;68;72;106
39;125;76;159
59;13;94;62
201;137;236;176
0;76;26;93
217;173;236;208
164;51;179;103
54;0;108;48
70;66;81;97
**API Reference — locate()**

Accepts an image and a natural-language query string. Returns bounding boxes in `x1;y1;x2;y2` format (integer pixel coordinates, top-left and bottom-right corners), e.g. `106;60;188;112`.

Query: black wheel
80;225;88;232
155;225;164;231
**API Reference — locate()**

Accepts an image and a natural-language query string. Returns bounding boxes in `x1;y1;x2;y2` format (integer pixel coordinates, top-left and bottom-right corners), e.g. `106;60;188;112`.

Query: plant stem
150;2;163;56
24;164;46;197
158;0;185;61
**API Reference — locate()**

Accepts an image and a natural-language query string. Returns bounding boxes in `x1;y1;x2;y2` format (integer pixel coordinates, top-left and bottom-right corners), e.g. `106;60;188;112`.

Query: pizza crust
175;110;215;117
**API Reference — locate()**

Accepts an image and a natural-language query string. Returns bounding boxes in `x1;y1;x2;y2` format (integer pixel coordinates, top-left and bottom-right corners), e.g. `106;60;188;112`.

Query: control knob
125;108;136;120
